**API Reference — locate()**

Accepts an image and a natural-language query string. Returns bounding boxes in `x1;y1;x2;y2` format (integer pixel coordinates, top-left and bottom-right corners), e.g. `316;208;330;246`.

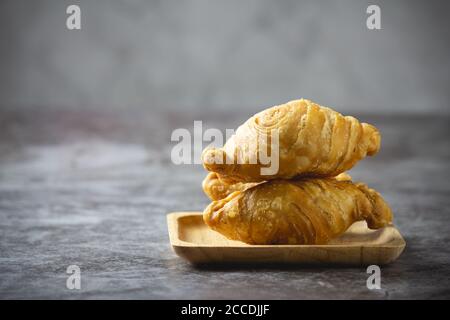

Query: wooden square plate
167;212;406;266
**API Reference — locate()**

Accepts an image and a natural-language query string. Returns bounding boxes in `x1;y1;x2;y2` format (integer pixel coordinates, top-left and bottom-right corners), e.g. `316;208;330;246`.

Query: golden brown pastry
332;172;352;182
202;172;352;201
203;178;392;245
202;99;380;182
202;172;260;201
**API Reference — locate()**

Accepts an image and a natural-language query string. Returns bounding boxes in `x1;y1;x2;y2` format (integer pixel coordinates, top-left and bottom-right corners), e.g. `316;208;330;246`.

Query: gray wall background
1;0;449;114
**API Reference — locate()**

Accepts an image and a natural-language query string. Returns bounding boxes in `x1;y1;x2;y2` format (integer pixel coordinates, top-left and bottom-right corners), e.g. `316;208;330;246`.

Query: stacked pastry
201;99;393;245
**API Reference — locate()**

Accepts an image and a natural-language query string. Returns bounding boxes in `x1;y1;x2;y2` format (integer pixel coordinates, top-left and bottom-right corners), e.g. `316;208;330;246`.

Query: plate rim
167;211;407;250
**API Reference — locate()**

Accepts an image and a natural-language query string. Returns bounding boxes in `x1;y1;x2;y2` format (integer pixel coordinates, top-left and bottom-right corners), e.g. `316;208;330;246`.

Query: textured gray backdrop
1;1;450;299
1;0;449;114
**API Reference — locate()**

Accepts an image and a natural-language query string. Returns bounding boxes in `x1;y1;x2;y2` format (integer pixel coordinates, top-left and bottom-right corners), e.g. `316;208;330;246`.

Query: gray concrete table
0;108;449;299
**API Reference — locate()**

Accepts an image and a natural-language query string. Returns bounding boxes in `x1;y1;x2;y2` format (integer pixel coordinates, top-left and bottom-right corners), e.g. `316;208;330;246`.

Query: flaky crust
202;172;260;201
203;178;392;245
202;99;380;182
202;172;352;201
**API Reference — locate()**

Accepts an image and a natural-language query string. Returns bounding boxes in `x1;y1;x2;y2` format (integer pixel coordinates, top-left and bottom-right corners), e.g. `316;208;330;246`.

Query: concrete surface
0;108;449;299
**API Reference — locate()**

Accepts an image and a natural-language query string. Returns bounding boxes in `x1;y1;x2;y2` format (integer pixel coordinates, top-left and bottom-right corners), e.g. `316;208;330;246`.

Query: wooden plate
167;212;406;266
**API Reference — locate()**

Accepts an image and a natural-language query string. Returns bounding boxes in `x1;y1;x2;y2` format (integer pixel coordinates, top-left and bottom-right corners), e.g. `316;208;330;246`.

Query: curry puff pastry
203;178;392;245
202;172;260;201
202;172;352;201
202;99;380;182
